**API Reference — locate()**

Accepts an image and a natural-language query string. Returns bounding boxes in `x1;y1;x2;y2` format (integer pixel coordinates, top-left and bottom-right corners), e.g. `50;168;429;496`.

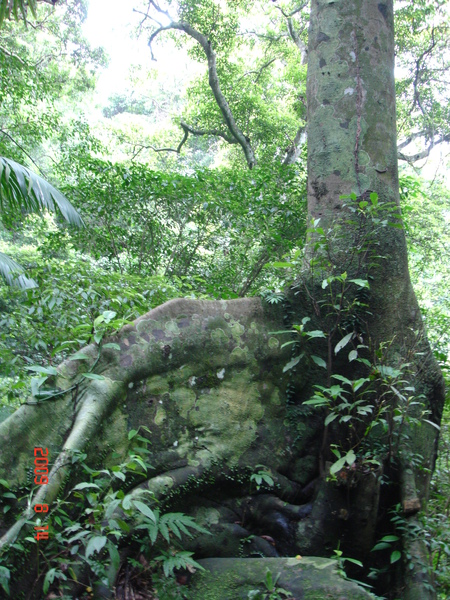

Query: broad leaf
334;332;353;354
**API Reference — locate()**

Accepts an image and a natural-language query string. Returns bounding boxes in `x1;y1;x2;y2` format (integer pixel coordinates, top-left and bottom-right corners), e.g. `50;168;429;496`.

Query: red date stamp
33;447;49;541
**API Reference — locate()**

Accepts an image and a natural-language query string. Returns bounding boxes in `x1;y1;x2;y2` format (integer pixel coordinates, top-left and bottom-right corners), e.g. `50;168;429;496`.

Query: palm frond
0;156;83;288
0;157;83;226
0;0;38;26
0;252;37;289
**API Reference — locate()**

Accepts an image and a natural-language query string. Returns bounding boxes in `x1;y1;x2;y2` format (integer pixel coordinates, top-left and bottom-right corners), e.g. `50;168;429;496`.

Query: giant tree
0;1;446;599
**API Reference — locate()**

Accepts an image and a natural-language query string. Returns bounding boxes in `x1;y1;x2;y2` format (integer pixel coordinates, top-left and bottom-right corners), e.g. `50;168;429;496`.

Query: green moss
165;320;181;336
154;407;166;425
171;386;196;419
210;328;229;344
145;375;170;395
189;557;375;599
268;337;280;349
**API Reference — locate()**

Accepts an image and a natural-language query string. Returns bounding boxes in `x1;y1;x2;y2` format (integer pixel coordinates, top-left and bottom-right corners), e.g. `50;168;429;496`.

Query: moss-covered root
0;297;284;554
189;557;376;599
0;379;124;552
402;516;436;600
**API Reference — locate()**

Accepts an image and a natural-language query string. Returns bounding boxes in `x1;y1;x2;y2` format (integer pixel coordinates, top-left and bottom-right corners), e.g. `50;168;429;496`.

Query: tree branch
283;124;306;165
120;119;239;161
274;2;308;19
397;131;427;151
286;17;307;61
180;121;238;145
397;133;450;163
240;30;285;43
0;46;25;64
148;19;257;168
0;128;45;174
237;57;278;84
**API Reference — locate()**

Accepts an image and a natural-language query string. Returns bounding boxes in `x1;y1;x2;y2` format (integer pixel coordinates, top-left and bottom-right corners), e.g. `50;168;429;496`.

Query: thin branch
0;46;25;64
238;248;270;297
0;129;45;175
237;57;277;84
148;20;256;168
133;1;152;28
147;24;176;61
127;142;181;161
240;30;285;43
286;17;307;62
410;28;437;119
274;2;308;18
133;6;165;29
121;116;240;161
180;121;238;145
147;0;173;23
397;130;427;151
398;133;450;163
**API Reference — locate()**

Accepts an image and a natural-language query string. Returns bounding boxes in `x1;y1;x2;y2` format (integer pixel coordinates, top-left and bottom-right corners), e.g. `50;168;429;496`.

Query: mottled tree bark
305;1;444;597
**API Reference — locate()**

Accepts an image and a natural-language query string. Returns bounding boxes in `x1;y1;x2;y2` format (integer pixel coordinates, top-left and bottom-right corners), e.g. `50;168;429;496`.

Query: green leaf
269;262;294;268
334;332;353;354
390;550;402;564
311;355;327;368
94;314;105;327
85;535;107;559
0;251;37;289
324;412;338;426
122;495;133;510
280;340;297;349
330;457;346;475
43;568;56;594
348;350;358;362
103;343;121;350
306;330;327;339
107;541;120;579
423;419;440;431
349;279;369;288
132;500;156;523
344;557;363;567
352;378;369;392
0;565;10;595
283;355;302;373
26;365;58;376
0;157;83;225
72;483;100;491
372;542;392;551
331;374;352;385
102;310;117;322
345;449;356;465
69;353;91;361
303;396;328;407
81;373;105;380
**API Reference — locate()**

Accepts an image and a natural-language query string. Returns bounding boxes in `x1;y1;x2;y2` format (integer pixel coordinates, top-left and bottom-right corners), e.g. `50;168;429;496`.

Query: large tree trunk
305;0;445;597
0;1;445;599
